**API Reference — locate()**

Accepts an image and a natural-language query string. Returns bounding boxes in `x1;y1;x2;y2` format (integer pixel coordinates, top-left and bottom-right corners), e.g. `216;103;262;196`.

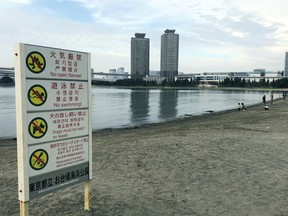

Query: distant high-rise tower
131;33;150;79
285;52;288;77
160;29;179;82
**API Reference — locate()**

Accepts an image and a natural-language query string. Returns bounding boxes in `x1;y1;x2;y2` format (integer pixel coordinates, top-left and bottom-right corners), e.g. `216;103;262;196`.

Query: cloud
0;0;287;73
3;0;32;4
231;31;248;38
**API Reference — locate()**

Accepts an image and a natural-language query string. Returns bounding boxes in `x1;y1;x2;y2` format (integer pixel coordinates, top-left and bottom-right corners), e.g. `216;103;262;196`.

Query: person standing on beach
238;103;241;111
262;95;266;105
270;91;274;104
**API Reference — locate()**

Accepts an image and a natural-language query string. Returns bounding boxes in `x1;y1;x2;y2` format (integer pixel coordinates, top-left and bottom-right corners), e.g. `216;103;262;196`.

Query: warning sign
16;43;92;202
24;45;88;80
26;80;88;112
28;136;89;177
28;117;48;139
27;109;88;144
26;51;46;73
28;84;47;106
30;149;49;170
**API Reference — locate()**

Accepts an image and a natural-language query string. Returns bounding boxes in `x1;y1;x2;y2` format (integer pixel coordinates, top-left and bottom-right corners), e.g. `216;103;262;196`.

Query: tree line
218;77;288;88
91;77;288;88
92;78;200;87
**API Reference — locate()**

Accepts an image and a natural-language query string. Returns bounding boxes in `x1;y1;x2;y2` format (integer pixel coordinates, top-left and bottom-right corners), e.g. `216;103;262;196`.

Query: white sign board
15;43;92;202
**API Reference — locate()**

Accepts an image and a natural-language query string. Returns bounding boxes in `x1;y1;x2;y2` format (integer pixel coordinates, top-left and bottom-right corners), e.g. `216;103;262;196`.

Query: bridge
0;67;15;86
91;72;130;77
0;68;130;86
175;73;283;82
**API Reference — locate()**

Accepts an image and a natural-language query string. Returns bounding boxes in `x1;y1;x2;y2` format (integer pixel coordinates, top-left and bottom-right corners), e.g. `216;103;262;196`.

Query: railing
91;72;130;77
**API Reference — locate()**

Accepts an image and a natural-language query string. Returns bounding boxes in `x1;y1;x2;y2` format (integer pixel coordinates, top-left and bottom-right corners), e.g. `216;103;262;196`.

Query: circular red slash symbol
28;117;48;139
26;51;46;73
28;84;47;106
30;149;49;170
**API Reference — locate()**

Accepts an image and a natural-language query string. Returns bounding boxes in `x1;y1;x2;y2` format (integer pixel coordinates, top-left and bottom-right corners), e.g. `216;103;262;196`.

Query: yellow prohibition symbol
26;51;46;73
28;84;47;106
30;149;49;170
28;117;48;139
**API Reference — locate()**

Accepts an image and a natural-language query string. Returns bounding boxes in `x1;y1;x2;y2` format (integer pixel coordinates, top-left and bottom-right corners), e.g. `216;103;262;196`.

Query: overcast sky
1;0;288;73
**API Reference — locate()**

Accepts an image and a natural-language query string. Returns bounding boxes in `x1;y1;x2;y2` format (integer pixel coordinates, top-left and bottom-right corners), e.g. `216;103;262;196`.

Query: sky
1;0;288;73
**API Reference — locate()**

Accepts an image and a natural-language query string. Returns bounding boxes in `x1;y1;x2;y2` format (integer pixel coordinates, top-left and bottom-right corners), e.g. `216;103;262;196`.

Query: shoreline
0;97;277;142
0;99;264;142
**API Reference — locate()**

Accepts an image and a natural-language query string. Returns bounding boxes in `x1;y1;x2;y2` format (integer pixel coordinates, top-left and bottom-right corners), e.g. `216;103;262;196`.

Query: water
0;86;16;138
0;86;269;138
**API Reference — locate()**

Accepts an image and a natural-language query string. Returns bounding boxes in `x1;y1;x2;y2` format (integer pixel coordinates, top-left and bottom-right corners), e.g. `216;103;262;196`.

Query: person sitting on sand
264;105;269;110
238;103;241;111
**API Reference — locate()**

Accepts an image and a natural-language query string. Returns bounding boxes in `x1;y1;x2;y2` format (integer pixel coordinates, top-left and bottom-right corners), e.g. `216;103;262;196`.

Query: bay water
0;86;270;138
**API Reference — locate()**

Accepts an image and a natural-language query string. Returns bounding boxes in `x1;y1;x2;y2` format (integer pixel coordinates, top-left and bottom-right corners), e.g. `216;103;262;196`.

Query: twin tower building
131;29;179;82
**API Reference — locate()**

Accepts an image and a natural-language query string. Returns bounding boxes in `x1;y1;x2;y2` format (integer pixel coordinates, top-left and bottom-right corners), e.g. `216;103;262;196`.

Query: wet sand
1;99;288;215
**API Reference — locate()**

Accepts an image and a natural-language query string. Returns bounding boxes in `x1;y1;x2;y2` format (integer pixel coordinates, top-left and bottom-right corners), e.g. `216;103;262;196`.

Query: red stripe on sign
30;55;43;70
32;121;44;134
33;153;45;165
31;88;44;102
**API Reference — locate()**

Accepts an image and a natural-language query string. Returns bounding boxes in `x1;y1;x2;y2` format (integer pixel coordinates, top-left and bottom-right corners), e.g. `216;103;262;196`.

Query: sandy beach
1;99;288;216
